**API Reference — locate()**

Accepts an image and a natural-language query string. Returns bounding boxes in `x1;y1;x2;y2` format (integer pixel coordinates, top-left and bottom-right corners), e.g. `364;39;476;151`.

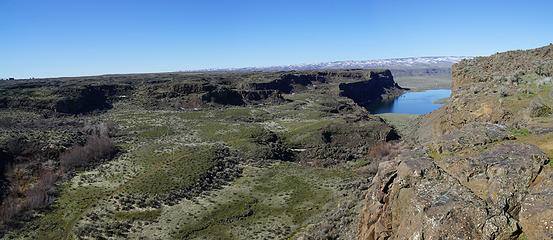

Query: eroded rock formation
359;45;553;240
339;70;406;107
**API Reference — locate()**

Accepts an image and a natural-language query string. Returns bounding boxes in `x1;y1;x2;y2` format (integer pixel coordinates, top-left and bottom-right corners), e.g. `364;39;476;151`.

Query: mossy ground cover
172;162;358;240
279;119;337;146
137;125;176;138
114;209;162;222
2;184;109;240
500;78;553;120
123;145;217;196
500;80;553;160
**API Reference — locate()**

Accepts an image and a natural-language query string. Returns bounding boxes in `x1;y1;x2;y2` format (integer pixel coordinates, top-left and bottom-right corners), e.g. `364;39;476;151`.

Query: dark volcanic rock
201;88;245;105
240;90;284;104
55;86;112;114
359;122;550;240
249;72;326;94
339;70;405;107
1;69;404;112
169;82;216;95
249;78;294;93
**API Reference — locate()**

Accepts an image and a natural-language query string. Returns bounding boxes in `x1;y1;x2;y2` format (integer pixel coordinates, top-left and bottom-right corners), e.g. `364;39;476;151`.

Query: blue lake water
366;89;451;114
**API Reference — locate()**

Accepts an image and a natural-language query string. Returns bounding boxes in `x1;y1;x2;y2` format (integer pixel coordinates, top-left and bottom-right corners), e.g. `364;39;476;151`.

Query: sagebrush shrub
356;142;402;176
21;170;57;211
60;134;116;172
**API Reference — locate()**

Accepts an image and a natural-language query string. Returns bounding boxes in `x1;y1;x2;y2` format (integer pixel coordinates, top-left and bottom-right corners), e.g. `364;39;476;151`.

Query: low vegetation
0;69;400;239
0;121;118;232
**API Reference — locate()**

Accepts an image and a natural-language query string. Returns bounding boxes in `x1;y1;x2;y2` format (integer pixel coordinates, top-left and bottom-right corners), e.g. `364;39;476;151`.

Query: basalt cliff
358;45;553;240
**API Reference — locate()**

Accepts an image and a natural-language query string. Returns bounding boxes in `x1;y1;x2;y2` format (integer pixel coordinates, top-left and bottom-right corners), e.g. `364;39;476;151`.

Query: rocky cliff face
359;45;553;240
416;44;553;141
339;70;405;107
452;44;553;91
0;69;403;114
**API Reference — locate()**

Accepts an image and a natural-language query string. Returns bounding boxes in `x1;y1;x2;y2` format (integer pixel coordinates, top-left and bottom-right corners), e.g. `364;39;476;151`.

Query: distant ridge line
187;56;471;72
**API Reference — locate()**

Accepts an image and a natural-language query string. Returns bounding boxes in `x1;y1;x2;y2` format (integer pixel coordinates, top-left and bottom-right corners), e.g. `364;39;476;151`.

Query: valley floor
1;89;383;239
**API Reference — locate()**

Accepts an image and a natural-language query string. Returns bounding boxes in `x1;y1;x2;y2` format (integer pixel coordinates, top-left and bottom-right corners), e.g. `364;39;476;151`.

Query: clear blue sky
1;0;552;79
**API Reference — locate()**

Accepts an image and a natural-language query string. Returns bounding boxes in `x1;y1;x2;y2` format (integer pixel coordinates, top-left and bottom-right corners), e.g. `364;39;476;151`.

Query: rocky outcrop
339;70;405;107
359;45;553;240
415;45;553;143
359;119;552;239
434;122;514;153
520;166;553;239
55;86;112;114
201;88;245;106
359;134;549;239
436;142;548;216
359;148;520;240
0;83;130;114
248;73;325;94
1;69;405;112
452;44;553;91
297;116;400;167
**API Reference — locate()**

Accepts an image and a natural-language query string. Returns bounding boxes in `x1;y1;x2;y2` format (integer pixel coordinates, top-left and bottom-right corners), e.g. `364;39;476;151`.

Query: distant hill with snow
200;56;469;72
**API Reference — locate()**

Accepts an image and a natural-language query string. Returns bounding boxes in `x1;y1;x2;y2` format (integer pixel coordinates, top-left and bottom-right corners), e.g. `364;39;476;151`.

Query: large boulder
436;142;548;216
358;150;520;240
435;122;514;153
520;166;553;239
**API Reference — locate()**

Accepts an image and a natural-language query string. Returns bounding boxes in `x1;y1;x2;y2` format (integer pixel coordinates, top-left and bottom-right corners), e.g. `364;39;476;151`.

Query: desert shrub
498;86;510;97
356;142;402;176
60;134;117;172
506;70;526;84
0;196;19;223
509;127;531;137
3;137;48;163
368;142;395;160
0;117;14;128
21;170;57;211
0;170;57;225
529;100;552;117
82;121;117;137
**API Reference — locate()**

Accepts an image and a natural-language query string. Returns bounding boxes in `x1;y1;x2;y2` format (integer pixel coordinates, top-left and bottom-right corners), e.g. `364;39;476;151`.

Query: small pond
366;89;451;114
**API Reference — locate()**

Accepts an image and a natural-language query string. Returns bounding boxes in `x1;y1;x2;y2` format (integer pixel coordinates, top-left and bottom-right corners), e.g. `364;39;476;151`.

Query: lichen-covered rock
436;142;548;216
416;45;553;141
520;166;553;240
528;125;553;135
361;45;553;240
435;122;513;153
452;44;553;90
358;149;520;240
